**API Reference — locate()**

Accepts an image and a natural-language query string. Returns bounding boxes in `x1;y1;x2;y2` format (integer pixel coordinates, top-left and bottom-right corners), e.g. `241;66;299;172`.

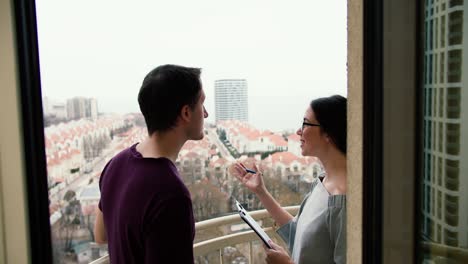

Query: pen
245;168;256;174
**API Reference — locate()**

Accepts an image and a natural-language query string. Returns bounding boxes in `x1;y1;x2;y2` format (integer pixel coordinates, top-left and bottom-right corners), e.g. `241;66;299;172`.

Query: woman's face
296;106;327;157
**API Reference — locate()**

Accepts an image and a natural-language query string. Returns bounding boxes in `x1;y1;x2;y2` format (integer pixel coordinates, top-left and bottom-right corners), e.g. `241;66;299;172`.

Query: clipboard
235;200;273;249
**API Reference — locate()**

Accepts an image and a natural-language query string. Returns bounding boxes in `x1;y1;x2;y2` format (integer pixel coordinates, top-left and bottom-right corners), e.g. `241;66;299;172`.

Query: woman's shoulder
310;177;321;191
328;194;346;208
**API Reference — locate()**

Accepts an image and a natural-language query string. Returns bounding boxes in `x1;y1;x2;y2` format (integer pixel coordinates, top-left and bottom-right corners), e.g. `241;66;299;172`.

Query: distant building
51;103;67;119
43;97;67;119
43;96;52;115
217;120;287;154
215;79;248;123
67;97;98;120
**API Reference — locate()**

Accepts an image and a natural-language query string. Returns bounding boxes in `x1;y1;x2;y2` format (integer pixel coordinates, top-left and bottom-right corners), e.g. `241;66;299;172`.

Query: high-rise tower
214;79;248;123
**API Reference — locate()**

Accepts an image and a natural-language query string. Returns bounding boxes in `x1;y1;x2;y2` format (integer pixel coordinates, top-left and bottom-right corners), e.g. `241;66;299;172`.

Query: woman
231;95;347;264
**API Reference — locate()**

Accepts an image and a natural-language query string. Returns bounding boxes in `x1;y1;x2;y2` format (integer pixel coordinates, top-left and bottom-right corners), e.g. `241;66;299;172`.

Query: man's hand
264;241;294;264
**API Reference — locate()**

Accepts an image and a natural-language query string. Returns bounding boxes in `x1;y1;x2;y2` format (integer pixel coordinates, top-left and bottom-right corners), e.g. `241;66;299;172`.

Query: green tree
218;129;227;141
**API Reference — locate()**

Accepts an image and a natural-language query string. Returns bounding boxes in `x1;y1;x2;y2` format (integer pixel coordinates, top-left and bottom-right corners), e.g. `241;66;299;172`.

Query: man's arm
94;205;107;244
95;159;111;244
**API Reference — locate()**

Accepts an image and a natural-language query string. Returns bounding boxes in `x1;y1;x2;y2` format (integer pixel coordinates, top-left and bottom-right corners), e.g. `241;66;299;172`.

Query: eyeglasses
301;121;320;132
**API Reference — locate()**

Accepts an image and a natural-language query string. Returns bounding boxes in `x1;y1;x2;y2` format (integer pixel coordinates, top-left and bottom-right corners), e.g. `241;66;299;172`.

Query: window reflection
421;0;468;262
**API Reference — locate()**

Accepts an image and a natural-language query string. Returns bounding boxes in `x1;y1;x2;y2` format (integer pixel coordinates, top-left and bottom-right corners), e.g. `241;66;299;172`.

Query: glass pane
37;1;346;263
420;0;468;263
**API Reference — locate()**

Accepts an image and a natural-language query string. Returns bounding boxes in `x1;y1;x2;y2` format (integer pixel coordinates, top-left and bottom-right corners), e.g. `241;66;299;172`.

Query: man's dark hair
311;95;347;155
138;64;202;135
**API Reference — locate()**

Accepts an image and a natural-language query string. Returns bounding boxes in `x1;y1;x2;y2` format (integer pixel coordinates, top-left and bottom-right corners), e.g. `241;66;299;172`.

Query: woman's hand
229;162;266;195
264;241;294;264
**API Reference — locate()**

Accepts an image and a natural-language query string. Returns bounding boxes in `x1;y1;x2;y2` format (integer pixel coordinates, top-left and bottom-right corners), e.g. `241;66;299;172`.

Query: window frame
13;0;53;262
363;0;383;262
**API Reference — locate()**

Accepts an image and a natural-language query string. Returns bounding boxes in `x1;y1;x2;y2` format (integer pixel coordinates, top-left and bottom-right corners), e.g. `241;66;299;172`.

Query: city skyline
35;0;347;132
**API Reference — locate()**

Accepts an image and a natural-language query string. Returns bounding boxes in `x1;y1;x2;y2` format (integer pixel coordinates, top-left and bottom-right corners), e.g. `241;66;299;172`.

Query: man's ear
180;105;192;123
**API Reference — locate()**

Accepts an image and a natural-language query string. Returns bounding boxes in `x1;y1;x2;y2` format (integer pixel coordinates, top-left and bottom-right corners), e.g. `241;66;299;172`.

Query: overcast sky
35;0;347;132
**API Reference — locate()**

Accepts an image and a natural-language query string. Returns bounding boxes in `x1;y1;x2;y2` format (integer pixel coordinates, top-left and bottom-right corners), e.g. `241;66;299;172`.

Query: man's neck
137;130;186;163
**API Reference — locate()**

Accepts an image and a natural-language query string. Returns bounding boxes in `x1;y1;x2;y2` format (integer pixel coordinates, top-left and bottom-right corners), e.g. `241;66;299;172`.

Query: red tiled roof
47;157;60;167
183;152;200;159
271;152;299;166
288;134;301;142
49;203;60;215
71;148;81;155
45;138;52;148
268;134;287;147
210;157;228;167
303;156;320;165
82;204;97;216
183;139;210;150
50;133;60;142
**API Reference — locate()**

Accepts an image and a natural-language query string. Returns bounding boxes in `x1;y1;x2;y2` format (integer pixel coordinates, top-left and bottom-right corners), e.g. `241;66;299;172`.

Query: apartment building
215;79;248;123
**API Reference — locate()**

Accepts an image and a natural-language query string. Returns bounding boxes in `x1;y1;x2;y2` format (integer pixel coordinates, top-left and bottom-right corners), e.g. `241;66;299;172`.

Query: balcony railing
89;206;300;264
89;206;468;264
422;241;468;262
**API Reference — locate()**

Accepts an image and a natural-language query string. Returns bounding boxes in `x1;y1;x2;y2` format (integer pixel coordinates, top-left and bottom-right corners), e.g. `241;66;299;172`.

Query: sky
35;0;347;132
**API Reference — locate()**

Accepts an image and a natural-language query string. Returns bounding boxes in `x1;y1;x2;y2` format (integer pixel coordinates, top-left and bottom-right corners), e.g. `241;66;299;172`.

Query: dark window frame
416;0;426;262
363;0;383;262
13;0;53;263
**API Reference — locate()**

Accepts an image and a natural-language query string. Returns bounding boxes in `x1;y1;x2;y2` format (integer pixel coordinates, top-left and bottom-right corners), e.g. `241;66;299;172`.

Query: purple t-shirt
98;143;195;264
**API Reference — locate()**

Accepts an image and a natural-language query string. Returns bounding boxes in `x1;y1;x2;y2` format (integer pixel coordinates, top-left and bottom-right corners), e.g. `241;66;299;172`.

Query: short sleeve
276;216;298;252
276;180;318;252
326;196;346;264
98;158;113;211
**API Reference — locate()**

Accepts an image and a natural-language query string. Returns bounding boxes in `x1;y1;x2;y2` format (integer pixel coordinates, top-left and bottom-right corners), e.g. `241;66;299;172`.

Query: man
94;64;208;263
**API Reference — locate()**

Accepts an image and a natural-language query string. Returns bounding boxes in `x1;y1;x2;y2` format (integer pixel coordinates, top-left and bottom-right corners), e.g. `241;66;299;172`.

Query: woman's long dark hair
311;95;347;155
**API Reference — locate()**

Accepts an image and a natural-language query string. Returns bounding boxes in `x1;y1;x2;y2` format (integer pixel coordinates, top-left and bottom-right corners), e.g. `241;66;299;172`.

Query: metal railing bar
89;206;300;264
195;206;299;232
421;241;468;262
194;227;277;256
249;241;253;263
